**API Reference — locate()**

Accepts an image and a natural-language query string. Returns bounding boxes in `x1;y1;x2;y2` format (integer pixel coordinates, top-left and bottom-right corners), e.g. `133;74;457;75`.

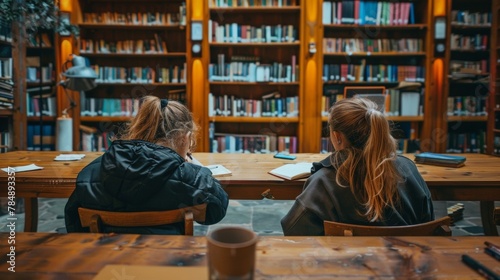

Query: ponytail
329;97;401;222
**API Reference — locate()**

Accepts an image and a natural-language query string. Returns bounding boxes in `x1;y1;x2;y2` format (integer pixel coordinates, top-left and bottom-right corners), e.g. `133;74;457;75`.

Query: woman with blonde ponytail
281;97;434;236
65;96;228;234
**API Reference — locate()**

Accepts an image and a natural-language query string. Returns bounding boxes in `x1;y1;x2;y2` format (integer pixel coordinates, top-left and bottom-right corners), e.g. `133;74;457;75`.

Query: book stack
0;78;13;110
447;203;465;225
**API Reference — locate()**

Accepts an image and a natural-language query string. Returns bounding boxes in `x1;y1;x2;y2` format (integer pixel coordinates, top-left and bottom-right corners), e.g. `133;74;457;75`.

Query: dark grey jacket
281;155;434;236
65;140;229;234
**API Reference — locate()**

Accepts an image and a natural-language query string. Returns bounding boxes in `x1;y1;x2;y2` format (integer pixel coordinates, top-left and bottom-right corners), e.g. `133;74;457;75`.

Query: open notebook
269;162;313;180
190;155;232;177
206;164;232;177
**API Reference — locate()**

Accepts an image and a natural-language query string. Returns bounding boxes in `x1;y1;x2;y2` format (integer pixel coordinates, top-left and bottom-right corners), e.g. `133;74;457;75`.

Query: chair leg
184;211;194;236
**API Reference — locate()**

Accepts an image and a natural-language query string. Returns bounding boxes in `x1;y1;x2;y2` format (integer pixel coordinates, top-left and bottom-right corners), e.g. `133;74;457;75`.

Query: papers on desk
54;154;86;161
189;155;232;177
1;164;43;173
206;164;232;177
269;162;313;180
93;265;207;280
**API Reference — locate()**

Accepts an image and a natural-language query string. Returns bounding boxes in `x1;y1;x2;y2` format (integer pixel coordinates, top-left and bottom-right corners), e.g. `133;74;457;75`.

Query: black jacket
281;155;434;236
65;140;229;234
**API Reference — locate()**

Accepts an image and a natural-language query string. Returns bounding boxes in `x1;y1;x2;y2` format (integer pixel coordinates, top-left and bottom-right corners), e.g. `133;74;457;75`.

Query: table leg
480;201;498;236
24;198;38;232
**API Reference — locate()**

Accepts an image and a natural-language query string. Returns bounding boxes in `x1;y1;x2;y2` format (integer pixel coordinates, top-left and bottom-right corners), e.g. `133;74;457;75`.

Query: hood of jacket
100;140;185;203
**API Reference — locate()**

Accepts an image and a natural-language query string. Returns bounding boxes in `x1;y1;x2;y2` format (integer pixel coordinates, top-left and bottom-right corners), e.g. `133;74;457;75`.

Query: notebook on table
414;153;466;168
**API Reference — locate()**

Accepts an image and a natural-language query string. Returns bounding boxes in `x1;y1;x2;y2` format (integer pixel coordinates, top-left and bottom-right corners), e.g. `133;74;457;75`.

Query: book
206;164;232;177
414;152;466;168
268;162;313;180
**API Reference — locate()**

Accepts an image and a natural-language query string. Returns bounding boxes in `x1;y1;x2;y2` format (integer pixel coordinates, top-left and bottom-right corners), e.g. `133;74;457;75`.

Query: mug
206;226;258;280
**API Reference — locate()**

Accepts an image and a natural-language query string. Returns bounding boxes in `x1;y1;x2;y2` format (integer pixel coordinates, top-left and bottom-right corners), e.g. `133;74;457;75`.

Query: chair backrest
78;204;207;235
324;216;452;236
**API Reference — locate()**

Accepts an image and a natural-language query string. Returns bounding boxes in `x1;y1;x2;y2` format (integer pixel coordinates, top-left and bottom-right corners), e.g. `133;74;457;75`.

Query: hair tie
160;99;169;109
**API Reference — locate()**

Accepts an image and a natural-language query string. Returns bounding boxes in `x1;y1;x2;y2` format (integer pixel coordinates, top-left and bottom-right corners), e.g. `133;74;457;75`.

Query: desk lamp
56;54;98;151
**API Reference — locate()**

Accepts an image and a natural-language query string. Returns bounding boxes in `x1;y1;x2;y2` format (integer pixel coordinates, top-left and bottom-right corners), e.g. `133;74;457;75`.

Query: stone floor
0;198;498;236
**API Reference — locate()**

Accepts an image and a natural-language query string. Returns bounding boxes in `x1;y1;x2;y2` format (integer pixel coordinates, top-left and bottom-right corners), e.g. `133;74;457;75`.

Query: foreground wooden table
0;233;499;279
0;151;499;234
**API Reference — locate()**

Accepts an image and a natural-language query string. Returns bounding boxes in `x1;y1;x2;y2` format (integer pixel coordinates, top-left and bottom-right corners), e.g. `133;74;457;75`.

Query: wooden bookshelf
320;0;432;154
488;0;500;155
202;0;305;153
71;0;188;151
439;0;492;154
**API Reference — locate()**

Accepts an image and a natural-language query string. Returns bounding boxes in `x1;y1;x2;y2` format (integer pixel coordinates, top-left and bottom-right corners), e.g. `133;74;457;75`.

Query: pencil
462;254;500;280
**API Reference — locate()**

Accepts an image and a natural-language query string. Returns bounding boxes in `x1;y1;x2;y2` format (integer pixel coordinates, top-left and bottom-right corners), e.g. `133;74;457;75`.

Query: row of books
80;128;114;152
26;65;54;83
26;33;52;48
27;124;55;151
209;61;298;83
322;63;425;83
80;98;139;117
447;96;488;117
80;35;169;54
494;136;500;155
0;130;10;153
0;57;12;79
323;38;424;54
209;0;296;7
26;92;57;117
90;64;187;84
0;23;12;43
446;131;486;154
322;1;415;26
449;60;489;75
208;22;297;43
211;133;298;154
208;93;299;117
82;8;186;26
79;94;186;117
450;34;489;51
451;10;491;26
0;78;14;109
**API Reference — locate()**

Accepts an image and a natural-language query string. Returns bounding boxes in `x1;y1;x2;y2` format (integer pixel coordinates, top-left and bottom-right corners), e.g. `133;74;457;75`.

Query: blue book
414;153;466;168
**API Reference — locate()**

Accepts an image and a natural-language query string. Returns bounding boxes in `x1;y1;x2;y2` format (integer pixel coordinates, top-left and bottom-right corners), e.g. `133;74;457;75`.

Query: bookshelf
321;0;432;154
439;0;492;154
73;0;188;151
0;23;14;153
488;0;500;155
25;30;58;151
204;0;304;153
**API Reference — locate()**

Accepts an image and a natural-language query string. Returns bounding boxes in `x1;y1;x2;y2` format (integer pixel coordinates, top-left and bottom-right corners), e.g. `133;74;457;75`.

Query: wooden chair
324;216;452;236
78;204;207;235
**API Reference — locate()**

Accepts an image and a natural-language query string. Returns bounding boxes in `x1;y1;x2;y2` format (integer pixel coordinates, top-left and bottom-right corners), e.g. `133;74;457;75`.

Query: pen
485;247;500;261
462;254;500;280
208;166;218;170
485;241;500;251
187;152;193;160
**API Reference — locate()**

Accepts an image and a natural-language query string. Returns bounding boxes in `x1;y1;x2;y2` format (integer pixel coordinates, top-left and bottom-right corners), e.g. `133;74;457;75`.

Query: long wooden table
0;151;499;235
0;232;499;279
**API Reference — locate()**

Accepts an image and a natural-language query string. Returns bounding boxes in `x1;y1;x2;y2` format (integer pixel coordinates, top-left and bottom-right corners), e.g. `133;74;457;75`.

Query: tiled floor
0;198;498;236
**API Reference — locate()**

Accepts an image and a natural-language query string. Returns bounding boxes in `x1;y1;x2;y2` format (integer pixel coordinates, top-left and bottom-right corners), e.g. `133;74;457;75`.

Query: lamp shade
60;55;98;91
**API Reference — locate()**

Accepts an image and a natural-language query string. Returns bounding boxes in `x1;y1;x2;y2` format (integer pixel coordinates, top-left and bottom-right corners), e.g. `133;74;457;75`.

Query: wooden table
0;232;499;279
0;151;499;235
